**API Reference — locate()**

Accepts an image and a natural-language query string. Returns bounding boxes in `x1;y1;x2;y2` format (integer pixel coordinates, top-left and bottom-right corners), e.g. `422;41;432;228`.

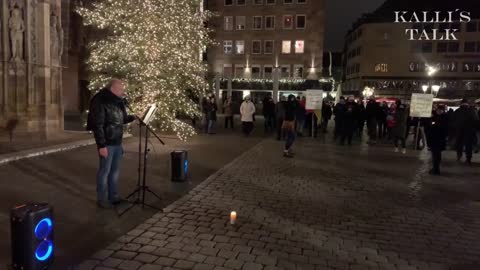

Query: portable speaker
171;150;188;182
11;203;54;270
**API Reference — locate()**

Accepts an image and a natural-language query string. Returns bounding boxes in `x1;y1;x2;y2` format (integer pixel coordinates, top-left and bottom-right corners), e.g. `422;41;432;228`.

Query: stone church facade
0;0;87;138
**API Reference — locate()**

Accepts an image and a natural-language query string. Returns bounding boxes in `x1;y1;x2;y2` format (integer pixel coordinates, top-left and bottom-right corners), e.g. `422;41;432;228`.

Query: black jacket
425;112;449;150
284;99;297;121
263;97;276;117
454;104;478;134
366;101;379;120
91;88;135;149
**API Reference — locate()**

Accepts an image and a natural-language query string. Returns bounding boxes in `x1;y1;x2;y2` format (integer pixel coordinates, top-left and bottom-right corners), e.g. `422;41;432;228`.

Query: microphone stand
119;103;165;216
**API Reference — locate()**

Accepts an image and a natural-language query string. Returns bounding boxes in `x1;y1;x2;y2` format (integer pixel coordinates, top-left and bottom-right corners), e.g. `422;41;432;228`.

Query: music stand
119;104;165;216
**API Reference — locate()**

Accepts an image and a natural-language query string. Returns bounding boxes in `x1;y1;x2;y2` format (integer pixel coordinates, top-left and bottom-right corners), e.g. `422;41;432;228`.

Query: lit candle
230;211;237;225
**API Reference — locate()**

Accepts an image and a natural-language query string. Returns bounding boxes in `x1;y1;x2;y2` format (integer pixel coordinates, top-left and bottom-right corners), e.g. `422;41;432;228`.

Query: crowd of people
200;94;480;173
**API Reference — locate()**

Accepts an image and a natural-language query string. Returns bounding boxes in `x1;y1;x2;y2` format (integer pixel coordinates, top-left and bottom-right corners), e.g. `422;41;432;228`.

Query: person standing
275;95;287;140
333;96;346;140
240;95;256;136
356;99;366;137
207;97;218;134
425;105;449;175
366;97;379;145
321;101;332;133
263;93;276;133
377;102;388;140
392;100;409;154
340;97;357;146
223;97;234;129
454;99;479;164
282;95;297;158
201;94;212;133
89;79;135;209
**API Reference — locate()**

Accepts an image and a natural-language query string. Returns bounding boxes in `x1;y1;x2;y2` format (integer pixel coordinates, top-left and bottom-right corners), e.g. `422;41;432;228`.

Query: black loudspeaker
11;203;54;270
171;150;188;182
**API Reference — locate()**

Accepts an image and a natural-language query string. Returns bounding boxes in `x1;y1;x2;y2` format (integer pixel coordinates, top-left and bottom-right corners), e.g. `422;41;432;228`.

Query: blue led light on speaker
184;160;188;174
35;240;53;261
34;218;52;239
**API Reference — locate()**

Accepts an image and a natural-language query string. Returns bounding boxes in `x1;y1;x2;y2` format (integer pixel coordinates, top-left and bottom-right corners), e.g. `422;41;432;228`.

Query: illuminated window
295;40;304;54
282;40;291;54
223;40;233;54
224;17;233;31
252;40;261;54
236;16;246;30
283;15;293;29
235;40;245;54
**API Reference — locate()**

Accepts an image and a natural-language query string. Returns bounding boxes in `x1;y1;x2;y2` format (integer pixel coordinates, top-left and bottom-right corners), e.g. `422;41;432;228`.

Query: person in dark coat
392;100;409;154
454;99;479;164
263;93;276;133
207;97;217;134
356;99;366;137
283;95;297;158
425;105;449;175
333;96;346;139
90;79;135;209
377;102;388;140
340;97;357;145
366;97;380;144
321;101;332;133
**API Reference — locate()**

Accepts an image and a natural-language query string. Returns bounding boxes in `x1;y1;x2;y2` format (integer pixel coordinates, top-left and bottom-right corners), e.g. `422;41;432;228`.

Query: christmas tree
77;0;212;140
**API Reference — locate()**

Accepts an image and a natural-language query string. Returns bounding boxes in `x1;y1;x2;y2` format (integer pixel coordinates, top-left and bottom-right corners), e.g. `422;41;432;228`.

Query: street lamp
362;86;374;98
431;85;440;96
426;65;438;77
422;85;429;93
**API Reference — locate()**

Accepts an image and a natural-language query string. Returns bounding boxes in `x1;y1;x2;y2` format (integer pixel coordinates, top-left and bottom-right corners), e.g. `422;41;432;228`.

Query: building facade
343;0;480;101
0;0;88;136
206;0;325;101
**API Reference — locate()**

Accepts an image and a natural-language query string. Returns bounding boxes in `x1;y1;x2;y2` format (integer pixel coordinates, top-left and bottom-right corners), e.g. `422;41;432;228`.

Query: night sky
324;0;385;52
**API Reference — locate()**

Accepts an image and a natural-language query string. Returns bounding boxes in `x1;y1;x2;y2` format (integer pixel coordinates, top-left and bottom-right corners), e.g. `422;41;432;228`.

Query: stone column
35;0;52;139
273;67;280;102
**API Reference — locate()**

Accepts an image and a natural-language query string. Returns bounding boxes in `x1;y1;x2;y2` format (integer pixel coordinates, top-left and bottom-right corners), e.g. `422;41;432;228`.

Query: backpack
86;92;100;131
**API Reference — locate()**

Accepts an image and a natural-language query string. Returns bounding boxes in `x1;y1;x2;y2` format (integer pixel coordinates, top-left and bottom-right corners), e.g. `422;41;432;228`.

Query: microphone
123;97;133;111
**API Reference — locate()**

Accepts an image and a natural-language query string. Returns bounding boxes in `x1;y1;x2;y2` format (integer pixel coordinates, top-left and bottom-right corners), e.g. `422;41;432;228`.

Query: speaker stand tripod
119;115;165;216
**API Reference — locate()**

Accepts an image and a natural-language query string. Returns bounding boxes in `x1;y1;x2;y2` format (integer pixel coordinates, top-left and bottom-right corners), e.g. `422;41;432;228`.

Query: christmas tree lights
77;0;212;140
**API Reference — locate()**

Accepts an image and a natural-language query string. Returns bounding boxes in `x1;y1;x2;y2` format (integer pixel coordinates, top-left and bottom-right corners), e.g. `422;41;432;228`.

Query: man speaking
89;79;135;209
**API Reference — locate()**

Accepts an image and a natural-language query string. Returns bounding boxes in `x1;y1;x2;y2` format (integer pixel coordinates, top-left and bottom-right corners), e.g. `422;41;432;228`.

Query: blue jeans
285;130;296;151
96;145;123;202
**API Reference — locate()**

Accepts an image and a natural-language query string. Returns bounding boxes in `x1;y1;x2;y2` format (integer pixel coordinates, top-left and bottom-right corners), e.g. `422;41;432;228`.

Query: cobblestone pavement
77;139;480;270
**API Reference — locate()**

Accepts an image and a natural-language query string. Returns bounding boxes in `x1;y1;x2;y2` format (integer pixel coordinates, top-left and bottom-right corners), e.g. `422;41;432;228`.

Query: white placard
410;93;433;118
306;89;324;110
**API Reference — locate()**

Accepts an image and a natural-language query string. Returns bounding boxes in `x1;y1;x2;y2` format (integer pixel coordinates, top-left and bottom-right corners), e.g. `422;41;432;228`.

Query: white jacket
240;101;256;122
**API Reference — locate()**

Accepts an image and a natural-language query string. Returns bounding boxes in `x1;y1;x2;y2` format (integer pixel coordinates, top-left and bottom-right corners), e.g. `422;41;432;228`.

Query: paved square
77;139;480;270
